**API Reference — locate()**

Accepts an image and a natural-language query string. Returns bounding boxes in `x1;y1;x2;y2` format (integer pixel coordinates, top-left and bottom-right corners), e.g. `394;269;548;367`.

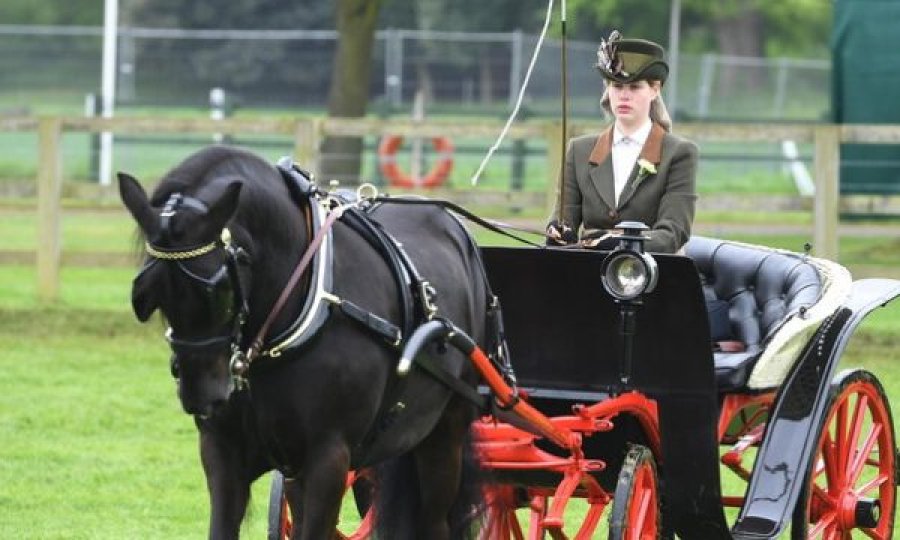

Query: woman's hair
601;80;672;132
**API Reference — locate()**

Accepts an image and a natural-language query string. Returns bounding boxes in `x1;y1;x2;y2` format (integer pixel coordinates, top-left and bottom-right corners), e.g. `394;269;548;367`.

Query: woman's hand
545;220;578;246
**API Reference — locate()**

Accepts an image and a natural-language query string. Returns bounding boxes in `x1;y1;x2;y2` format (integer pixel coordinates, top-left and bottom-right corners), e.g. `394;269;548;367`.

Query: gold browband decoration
144;228;231;260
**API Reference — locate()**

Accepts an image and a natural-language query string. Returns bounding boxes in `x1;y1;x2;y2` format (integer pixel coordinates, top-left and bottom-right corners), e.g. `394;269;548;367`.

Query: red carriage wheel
478;483;609;539
267;469;375;539
478;485;527;540
608;444;660;540
792;369;897;539
267;470;291;540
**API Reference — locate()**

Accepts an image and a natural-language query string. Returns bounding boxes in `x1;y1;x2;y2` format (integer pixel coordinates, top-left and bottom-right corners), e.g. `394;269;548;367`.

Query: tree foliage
563;0;830;57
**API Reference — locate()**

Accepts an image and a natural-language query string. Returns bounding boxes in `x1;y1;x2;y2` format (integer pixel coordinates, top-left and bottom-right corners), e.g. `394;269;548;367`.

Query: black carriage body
481;246;732;537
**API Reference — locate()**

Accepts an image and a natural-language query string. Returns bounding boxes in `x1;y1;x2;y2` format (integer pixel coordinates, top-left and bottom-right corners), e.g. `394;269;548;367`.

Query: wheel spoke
861;525;886;539
854;471;888;497
809;511;836;537
849;423;882;485
843;394;868;475
633;489;652;532
573;502;604;540
820;433;839;491
836;397;849;473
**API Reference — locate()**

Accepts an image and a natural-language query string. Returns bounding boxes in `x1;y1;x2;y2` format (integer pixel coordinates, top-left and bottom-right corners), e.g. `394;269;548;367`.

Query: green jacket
550;123;698;253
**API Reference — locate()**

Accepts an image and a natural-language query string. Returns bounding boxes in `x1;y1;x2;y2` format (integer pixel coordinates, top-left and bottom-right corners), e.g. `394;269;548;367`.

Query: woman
547;31;698;253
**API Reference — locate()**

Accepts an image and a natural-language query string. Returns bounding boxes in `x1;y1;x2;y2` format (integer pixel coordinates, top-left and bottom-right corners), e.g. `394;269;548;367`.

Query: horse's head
119;172;249;417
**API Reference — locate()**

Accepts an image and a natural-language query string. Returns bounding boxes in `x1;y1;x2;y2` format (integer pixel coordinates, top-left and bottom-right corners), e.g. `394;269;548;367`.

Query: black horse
118;146;491;539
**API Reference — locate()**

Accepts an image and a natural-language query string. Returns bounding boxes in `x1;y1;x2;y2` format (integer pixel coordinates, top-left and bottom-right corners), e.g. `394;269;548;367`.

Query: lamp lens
606;254;647;299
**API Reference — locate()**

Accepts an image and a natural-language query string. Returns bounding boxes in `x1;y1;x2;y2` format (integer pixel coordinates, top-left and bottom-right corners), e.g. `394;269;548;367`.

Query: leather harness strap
370;196;542;248
245;206;343;364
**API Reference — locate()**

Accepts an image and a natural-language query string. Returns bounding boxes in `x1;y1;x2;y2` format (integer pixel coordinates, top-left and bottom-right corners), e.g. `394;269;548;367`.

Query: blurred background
0;0;836;190
2;2;900;539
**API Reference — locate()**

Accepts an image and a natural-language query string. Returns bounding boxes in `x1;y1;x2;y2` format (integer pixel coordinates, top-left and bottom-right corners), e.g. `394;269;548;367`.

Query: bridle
140;192;250;383
143;184;345;393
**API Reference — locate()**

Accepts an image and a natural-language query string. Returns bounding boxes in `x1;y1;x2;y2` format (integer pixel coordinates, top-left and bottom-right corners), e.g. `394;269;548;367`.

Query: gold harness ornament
144;229;232;260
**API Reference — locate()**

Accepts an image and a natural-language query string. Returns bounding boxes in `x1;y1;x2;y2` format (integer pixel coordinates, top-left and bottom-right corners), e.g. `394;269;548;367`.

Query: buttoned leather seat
685;237;822;391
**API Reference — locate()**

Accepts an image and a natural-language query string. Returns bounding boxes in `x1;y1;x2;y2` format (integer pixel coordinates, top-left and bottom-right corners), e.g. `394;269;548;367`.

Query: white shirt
611;120;652;206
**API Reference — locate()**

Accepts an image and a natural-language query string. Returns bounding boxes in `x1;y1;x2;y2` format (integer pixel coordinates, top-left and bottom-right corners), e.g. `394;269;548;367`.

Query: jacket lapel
617;123;665;208
587;127;616;210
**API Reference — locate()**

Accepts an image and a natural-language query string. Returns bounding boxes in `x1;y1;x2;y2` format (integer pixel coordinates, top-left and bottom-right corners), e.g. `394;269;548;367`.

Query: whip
470;0;555;186
557;0;568;224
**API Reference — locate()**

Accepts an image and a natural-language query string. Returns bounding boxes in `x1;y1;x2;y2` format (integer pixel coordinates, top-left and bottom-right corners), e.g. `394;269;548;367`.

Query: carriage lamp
600;222;658;385
600;222;658;302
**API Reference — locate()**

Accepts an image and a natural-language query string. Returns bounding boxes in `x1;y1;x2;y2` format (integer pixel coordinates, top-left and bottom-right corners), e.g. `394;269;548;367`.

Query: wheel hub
837;489;881;530
854;497;881;529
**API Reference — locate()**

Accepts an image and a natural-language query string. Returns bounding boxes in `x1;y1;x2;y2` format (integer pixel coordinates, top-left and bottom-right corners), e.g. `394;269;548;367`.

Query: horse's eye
207;280;235;323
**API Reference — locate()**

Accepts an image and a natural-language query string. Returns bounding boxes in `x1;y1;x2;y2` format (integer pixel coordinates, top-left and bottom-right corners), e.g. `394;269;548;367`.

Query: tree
318;0;383;183
124;1;334;106
564;0;831;93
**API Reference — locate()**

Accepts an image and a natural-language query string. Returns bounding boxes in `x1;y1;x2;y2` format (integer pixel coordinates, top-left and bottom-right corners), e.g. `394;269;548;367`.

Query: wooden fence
2;115;900;300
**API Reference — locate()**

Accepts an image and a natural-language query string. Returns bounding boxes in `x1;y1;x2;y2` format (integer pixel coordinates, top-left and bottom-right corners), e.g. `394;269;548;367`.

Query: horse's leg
199;427;252;540
413;400;473;540
292;442;350;540
282;477;304;540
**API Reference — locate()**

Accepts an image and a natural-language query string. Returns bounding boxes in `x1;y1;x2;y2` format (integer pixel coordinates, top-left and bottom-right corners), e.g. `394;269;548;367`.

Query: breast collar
259;161;416;359
260;198;334;358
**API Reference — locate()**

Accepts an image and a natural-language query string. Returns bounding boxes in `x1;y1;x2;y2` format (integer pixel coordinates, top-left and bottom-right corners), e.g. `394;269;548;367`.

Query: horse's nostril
200;399;228;418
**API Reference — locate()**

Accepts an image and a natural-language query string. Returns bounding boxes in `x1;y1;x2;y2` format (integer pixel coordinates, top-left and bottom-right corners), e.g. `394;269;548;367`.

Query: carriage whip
469;0;554;186
557;0;568;224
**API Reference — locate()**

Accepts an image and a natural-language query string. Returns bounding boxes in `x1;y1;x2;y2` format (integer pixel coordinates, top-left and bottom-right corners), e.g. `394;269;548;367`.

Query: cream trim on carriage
721;241;854;390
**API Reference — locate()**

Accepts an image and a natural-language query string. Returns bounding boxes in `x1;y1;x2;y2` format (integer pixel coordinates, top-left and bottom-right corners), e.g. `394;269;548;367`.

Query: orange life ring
378;135;454;188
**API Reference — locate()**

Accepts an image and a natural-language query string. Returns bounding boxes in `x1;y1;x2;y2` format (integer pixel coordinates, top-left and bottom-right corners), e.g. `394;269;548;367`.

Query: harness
143;158;517;468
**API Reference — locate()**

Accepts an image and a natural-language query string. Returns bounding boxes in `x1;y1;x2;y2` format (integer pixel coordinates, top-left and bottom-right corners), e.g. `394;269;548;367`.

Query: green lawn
0;258;898;537
0;268;273;539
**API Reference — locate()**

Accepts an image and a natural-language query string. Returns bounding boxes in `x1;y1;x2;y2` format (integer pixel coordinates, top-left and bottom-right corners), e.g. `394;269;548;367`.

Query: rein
237;205;344;372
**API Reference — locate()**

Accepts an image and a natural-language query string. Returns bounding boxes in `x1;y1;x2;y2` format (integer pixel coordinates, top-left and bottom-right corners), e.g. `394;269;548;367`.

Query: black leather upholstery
685;237;822;391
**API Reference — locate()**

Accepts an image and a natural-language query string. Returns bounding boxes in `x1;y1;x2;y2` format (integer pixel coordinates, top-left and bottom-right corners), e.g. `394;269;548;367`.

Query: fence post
37;117;63;301
544;121;564;218
510;138;526;214
293;117;323;175
813;124;840;261
508;30;523;109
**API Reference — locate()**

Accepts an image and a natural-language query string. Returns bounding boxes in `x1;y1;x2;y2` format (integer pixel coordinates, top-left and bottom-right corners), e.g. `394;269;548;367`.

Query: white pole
666;0;682;117
99;0;119;186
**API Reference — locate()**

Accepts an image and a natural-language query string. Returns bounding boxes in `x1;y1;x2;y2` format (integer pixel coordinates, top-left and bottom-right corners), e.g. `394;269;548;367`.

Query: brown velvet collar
588;122;665;165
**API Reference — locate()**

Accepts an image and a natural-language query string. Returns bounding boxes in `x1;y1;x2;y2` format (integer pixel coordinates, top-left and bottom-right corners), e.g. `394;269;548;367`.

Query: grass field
1;245;898;538
0;140;898;537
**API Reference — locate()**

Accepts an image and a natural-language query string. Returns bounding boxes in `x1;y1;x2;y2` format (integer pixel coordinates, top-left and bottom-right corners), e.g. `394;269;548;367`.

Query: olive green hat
595;30;669;84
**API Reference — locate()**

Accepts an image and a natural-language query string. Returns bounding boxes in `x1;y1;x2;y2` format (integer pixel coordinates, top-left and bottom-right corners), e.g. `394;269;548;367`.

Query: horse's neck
243;202;312;337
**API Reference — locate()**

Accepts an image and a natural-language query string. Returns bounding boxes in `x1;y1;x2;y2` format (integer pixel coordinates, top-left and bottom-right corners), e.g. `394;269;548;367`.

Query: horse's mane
151;145;275;204
148;146;300;247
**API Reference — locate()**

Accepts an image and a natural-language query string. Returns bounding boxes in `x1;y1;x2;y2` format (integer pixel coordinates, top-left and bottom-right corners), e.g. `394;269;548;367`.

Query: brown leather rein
231;204;344;377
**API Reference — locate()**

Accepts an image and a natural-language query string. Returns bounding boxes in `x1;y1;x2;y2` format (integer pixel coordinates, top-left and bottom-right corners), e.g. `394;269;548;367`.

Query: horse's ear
207;180;243;232
118;173;156;234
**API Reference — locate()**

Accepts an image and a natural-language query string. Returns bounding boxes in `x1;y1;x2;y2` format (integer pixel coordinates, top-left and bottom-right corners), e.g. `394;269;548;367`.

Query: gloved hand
580;228;617;249
545;220;577;246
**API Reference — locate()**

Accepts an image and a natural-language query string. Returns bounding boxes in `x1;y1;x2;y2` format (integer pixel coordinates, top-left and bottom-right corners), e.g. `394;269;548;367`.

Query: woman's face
607;80;659;129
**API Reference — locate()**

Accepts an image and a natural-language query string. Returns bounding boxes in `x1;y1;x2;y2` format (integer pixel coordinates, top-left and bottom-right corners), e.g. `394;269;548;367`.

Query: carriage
268;223;899;539
117;147;898;540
